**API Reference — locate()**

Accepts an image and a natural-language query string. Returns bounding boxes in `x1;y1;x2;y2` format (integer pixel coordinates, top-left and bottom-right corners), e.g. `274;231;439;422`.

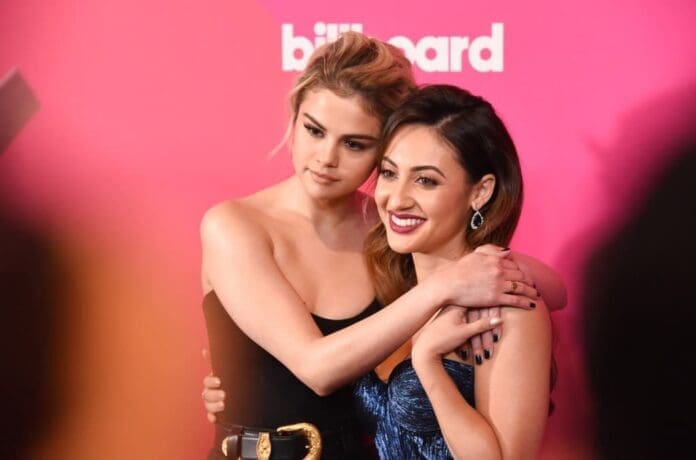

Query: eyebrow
382;157;447;179
302;113;379;141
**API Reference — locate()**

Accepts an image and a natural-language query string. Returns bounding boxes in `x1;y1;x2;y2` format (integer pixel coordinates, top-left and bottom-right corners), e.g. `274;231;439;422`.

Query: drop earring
470;207;484;230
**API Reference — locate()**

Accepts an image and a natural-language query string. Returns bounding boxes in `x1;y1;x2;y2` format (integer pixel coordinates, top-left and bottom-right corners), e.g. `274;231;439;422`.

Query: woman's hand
441;244;538;364
201;349;226;423
411;306;502;365
430;244;539;310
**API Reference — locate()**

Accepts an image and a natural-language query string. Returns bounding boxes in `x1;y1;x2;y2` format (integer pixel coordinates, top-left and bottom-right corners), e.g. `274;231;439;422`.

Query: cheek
374;180;389;208
426;192;468;226
345;156;376;182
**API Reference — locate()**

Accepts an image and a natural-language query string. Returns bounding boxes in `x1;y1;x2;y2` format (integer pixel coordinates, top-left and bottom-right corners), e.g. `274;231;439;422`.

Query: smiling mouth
388;212;426;234
309;170;339;184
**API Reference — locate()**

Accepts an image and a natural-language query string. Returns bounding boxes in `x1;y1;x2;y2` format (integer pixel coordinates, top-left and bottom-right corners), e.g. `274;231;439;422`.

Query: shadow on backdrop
582;128;696;458
0;67;62;460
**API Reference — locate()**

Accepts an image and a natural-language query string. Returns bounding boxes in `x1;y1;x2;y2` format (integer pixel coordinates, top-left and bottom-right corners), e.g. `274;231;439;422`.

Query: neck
284;176;365;229
412;239;471;283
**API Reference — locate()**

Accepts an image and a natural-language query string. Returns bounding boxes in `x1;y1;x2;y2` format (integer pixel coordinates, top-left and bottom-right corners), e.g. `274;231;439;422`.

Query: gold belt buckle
277;422;322;460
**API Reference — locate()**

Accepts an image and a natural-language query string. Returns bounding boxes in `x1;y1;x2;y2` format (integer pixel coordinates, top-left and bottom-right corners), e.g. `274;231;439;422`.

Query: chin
386;234;419;255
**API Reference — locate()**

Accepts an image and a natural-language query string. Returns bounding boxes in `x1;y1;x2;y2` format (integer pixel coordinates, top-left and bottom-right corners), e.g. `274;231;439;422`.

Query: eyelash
304;124;368;151
344;139;367;151
379;168;396;179
379;169;440;187
304;124;323;138
416;176;439;187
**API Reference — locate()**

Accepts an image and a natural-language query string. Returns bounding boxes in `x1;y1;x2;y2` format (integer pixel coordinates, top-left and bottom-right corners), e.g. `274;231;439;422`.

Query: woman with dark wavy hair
355;85;553;459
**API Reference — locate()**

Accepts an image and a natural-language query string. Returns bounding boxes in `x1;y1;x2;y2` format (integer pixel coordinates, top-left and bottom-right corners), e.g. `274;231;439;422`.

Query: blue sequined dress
354;358;475;460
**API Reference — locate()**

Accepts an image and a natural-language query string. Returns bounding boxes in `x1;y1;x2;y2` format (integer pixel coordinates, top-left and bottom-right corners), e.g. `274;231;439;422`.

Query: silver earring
470;208;484;230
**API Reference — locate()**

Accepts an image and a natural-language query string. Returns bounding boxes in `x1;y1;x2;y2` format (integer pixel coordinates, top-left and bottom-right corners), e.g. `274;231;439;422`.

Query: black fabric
203;291;380;459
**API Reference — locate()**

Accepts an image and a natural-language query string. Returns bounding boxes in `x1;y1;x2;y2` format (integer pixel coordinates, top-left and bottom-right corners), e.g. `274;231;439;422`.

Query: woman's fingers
498;293;538;309
479;308;494;360
461;316;502;340
203;374;221;390
502;272;539;299
457;341;471;361
489;306;502;342
474;244;511;256
204;396;225;414
467;309;483;365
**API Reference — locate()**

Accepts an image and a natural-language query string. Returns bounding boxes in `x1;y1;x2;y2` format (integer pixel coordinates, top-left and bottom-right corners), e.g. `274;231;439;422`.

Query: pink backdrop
1;1;695;458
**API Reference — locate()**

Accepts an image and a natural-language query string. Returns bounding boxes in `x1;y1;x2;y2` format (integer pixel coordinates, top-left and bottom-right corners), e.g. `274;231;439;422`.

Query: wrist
411;346;442;372
418;269;450;306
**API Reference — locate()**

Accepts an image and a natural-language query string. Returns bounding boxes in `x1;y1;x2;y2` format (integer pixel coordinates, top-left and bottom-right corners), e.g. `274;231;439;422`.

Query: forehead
299;88;381;135
384;124;461;169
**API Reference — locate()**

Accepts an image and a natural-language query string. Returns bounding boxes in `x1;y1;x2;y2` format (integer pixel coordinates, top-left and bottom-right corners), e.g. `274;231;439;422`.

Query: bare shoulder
501;297;551;339
200;199;272;251
508;252;545;275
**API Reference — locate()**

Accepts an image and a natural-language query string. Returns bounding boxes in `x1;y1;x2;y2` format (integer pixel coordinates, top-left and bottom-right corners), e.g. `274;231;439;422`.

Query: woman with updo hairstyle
356;85;553;458
201;33;563;459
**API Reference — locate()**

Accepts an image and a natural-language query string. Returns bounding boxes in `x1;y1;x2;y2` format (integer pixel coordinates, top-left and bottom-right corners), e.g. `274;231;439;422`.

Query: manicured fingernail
493;333;499;343
484;349;491;359
475;354;483;365
530;302;536;309
458;349;468;360
500;247;510;251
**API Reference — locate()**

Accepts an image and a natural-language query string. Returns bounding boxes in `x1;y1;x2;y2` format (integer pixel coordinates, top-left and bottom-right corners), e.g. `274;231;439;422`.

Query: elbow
295;362;337;397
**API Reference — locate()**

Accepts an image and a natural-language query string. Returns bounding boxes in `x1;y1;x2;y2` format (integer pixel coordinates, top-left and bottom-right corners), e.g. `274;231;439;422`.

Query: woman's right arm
202;202;537;396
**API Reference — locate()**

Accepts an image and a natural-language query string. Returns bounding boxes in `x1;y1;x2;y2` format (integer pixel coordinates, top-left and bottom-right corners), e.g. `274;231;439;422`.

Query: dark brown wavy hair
364;85;524;304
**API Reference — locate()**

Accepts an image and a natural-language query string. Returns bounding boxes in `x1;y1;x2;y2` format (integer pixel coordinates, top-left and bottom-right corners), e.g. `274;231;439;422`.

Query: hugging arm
201;203;538;397
466;247;565;362
413;300;552;459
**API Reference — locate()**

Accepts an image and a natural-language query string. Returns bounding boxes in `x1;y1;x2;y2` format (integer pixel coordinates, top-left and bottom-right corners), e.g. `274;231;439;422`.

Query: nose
315;141;339;168
386;179;414;210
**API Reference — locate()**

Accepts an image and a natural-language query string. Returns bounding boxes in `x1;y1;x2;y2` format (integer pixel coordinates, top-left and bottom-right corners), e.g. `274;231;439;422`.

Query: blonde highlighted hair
271;32;416;157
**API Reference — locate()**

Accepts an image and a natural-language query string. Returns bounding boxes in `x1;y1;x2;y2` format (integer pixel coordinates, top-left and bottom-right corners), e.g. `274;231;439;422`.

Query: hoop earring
470;208;484;230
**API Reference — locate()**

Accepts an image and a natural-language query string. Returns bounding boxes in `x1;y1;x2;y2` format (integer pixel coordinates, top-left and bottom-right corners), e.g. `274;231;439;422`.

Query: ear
469;174;496;210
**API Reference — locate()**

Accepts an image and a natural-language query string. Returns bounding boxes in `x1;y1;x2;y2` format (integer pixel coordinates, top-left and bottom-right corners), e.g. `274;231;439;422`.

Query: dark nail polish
493;333;499;343
484;349;491;359
457;349;468;360
530;302;536;309
475;354;483;365
500;247;511;251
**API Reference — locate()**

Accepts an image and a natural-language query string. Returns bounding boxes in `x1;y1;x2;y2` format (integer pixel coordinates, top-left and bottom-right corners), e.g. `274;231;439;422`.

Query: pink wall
1;0;694;458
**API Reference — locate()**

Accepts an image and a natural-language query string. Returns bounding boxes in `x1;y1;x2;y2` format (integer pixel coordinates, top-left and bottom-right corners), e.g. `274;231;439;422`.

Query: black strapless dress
203;291;380;459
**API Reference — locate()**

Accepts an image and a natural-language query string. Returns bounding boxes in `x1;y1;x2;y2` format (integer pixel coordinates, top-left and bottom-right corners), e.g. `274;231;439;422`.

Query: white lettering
281;22;503;73
415;36;449;73
281;24;313;71
469;23;504;72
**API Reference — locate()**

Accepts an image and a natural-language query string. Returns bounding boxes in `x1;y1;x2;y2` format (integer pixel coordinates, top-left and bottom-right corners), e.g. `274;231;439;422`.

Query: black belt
215;423;321;460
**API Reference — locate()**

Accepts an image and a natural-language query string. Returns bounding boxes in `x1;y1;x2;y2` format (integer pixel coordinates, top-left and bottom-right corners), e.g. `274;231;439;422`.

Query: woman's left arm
413;300;552;459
